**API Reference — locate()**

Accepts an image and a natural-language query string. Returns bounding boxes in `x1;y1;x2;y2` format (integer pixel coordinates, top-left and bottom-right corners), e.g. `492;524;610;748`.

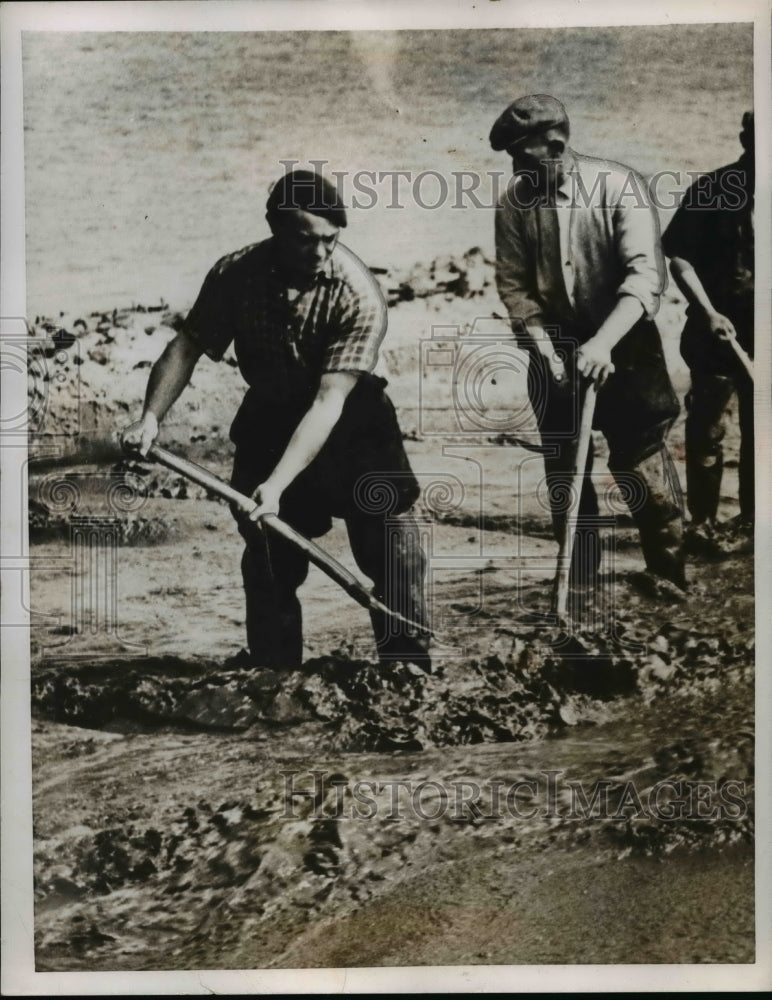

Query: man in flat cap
122;169;431;670
491;94;685;598
662;112;755;548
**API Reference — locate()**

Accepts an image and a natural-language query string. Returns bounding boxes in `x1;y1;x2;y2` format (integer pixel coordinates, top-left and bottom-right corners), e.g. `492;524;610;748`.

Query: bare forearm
264;374;357;494
122;332;203;455
576;295;644;384
669;257;716;319
143;333;202;422
593;295;645;351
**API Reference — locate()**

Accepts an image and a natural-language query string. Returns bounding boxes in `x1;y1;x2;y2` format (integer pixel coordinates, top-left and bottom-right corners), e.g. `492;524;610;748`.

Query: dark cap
489;94;569;151
266;169;347;228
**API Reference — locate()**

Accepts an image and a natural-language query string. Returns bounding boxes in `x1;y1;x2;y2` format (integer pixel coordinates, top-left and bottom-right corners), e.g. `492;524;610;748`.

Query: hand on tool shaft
248;481;283;523
576;338;615;386
121;411;159;457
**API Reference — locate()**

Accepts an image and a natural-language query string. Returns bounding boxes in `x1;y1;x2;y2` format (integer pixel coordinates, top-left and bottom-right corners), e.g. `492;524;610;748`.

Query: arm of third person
248;371;359;521
121;331;205;456
669;256;738;341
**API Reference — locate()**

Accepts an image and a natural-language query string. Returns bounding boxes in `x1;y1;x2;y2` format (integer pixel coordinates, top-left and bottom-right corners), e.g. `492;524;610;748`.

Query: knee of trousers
240;540;309;593
383;513;428;573
685;417;728;454
612;449;684;525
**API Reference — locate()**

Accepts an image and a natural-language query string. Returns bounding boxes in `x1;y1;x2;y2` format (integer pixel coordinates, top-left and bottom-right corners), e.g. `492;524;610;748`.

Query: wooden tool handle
552;380;598;622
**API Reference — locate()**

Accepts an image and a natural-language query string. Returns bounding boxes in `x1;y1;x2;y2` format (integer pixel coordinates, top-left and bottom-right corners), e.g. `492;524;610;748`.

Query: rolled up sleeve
183;256;236;362
612;178;666;319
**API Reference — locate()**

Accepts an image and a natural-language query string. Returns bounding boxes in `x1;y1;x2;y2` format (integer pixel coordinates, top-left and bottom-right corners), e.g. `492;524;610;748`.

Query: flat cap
266;169;348;228
489;94;569;151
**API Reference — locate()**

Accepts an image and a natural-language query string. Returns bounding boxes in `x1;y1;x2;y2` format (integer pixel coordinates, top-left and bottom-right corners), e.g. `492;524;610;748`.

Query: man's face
508;128;570;191
269;208;340;282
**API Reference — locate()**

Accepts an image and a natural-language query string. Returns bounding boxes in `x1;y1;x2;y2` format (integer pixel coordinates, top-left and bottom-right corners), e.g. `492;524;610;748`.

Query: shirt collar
266;239;336;290
556;150;578;201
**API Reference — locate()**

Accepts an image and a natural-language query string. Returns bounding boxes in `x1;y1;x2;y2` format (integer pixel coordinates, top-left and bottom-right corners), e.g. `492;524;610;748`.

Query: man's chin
284;263;324;284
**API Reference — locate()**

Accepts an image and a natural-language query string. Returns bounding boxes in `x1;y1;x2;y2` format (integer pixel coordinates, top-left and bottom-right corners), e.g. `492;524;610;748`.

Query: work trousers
527;327;685;588
684;370;754;524
229;376;430;669
233;507;430;670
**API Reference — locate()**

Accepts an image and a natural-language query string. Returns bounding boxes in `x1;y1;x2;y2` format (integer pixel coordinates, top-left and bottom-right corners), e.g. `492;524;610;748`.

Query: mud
30;541;755;970
27;251;755;971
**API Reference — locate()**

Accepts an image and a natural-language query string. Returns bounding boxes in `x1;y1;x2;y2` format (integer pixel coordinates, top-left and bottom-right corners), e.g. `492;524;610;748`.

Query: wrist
590;327;616;350
141;410;159;433
531;335;554;359
262;474;287;497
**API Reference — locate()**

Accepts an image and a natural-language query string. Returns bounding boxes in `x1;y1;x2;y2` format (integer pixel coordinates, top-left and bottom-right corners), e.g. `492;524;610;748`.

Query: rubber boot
617;446;687;591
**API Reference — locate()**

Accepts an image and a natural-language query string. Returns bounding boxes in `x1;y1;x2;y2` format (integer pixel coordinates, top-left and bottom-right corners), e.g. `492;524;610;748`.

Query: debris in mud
684;518;754;559
31;613;754;752
32;709;754;972
376;248;493;305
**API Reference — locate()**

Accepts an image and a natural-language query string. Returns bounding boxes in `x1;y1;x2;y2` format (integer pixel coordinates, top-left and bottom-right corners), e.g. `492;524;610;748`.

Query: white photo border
2;0;770;994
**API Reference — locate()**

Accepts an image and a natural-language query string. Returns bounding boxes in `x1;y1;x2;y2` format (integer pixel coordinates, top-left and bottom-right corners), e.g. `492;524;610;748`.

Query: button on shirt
184;239;387;406
495;151;666;340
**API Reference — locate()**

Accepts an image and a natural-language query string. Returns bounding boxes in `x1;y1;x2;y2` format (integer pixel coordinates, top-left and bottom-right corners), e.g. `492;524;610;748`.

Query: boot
619;446;687;591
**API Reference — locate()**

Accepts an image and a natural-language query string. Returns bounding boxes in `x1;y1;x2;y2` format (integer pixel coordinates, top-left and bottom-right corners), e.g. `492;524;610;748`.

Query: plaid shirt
184;238;386;405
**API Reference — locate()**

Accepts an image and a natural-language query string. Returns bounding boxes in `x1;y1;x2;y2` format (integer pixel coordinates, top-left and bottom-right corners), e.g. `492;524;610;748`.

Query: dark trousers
229;377;429;669
685;370;754;523
234;508;429;669
527;324;685;588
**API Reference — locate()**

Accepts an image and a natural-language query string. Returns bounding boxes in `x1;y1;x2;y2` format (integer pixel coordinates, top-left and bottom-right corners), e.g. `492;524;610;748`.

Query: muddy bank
32;609;753;754
30;543;755;970
32;700;753;971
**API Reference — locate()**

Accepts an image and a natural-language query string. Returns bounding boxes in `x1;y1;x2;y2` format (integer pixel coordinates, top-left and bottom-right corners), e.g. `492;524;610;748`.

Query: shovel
146;443;430;636
551;379;598;623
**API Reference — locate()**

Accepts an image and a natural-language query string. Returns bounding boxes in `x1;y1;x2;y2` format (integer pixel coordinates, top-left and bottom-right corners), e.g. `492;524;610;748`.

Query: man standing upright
662;111;754;544
490;95;685;599
122;169;430;670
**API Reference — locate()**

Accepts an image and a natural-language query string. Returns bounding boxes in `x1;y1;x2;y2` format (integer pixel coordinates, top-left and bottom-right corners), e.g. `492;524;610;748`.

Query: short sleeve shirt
183;239;387;405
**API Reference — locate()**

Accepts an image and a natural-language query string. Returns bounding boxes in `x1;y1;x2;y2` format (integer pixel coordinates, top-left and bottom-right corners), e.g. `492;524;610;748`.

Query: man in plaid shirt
122;170;430;670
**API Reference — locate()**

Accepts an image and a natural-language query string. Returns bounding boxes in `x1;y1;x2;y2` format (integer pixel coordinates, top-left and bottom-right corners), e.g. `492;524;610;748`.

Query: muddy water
26;401;756;974
28;469;755;969
32;704;753;970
